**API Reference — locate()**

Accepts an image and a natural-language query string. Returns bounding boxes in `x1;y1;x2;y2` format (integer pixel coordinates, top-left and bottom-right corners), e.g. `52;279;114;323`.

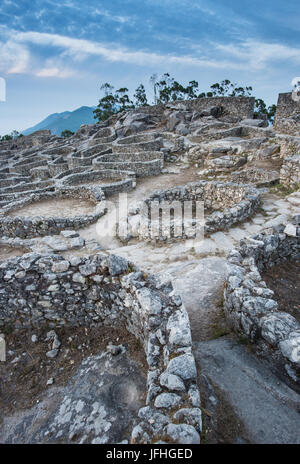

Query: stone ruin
0;93;299;444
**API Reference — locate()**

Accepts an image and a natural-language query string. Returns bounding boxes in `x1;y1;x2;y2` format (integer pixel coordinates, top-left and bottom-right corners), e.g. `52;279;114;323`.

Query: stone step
263;214;289;229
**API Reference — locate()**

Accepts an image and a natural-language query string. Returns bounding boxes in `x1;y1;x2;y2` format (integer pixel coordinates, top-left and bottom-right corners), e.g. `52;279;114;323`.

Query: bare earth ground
7;197;95;218
0;246;28;261
262;260;300;323
0;325;147;444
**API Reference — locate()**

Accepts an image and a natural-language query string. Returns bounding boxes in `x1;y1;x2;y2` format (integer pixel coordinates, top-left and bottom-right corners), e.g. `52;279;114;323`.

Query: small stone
107;344;124;356
284;223;298;237
46;349;59;359
154;393;181;409
159;372;186;392
166;354;197;381
165;423;200;444
106;254;128;276
47;377;54;385
72;273;86;284
51;261;70;273
79;264;96;276
31;335;38;343
60;230;79;238
69;237;85;249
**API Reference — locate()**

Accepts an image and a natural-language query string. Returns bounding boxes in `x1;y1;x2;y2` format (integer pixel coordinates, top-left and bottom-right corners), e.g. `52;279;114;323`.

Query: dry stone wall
275;93;300;136
280;155;300;189
122;181;261;243
224;223;300;385
0;251;201;444
0;186;106;238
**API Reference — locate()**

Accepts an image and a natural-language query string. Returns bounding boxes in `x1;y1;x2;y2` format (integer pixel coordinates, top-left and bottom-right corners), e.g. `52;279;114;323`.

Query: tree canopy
93;75;277;124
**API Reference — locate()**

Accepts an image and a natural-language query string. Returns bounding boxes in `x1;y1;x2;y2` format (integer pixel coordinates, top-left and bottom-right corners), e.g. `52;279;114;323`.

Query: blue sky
0;0;299;134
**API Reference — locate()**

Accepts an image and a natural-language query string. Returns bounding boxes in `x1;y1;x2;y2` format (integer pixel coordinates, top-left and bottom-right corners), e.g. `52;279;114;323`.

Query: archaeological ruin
0;93;299;444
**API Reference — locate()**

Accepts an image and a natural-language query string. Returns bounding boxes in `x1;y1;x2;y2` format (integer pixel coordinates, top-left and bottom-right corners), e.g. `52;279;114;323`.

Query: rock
173;408;202;432
284;223;298;237
167;309;192;347
60;230;79;238
279;331;300;365
46;349;59;359
31;335;38;343
154;393;181;409
240;119;268;127
200;106;222;118
51;260;70;273
72;273;86;284
106;344;124;356
259;313;300;346
79;264;96;276
166;354;197;381
175;123;189;136
69;237;85;249
165;423;200;444
166;112;185;131
159;372;186;392
138;406;170;433
47;378;54;385
108;254;128;276
136;287;162;316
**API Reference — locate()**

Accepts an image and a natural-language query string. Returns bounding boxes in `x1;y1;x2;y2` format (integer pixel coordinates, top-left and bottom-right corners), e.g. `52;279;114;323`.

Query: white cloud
14;31;243;70
93;8;134;25
1;28;300;79
215;39;300;70
0;40;30;74
35;67;74;78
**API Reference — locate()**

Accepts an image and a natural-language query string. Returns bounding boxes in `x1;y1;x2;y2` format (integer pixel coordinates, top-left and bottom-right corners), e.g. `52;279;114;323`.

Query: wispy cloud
93;8;134;25
215;39;300;69
13;30;244;70
1;27;300;80
0;39;29;74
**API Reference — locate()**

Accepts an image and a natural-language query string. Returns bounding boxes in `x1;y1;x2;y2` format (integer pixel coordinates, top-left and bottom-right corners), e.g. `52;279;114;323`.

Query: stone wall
280;154;300;189
274;93;300;136
59;169;136;196
138;96;255;121
0;186;106;238
224;224;300;384
122;181;261;243
0;252;201;444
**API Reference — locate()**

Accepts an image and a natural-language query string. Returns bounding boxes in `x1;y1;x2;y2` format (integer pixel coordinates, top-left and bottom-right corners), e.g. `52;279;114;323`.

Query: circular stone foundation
59;169;136;195
0;186;106;238
7;197;95;218
119;181;261;243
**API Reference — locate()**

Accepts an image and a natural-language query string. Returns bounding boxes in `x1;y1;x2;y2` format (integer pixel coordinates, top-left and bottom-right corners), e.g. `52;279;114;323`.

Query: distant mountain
23;106;96;136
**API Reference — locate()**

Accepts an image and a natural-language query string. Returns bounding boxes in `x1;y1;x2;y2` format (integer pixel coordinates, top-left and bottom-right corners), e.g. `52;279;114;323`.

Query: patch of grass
212;327;231;339
256;206;268;217
1;324;14;336
237;335;250;346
